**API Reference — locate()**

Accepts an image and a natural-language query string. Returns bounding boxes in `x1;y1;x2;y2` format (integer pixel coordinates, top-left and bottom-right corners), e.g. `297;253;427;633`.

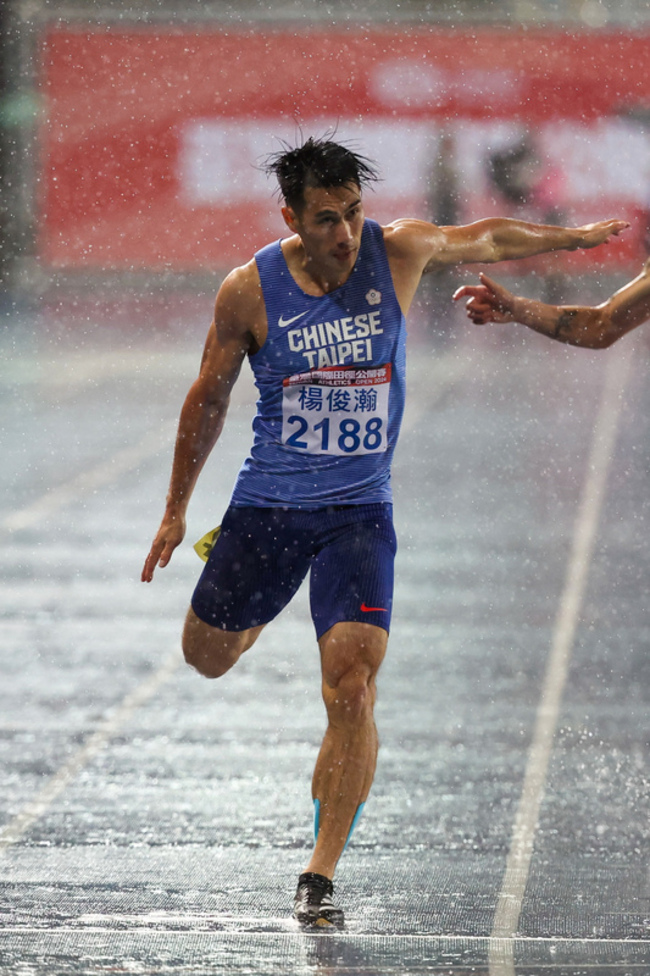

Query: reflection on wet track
1;289;649;974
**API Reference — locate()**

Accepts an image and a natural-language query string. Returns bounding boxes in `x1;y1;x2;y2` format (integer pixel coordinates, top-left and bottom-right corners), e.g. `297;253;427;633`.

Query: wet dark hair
263;136;380;212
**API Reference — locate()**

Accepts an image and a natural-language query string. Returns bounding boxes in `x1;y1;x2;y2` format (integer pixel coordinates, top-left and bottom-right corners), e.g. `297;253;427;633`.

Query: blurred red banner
39;27;650;271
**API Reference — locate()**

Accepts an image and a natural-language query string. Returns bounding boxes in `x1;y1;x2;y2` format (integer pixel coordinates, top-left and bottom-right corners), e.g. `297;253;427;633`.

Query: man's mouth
334;247;355;261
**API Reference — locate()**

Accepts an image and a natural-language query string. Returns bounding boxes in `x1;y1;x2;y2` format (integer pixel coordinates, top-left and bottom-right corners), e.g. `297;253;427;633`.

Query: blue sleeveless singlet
229;219;407;508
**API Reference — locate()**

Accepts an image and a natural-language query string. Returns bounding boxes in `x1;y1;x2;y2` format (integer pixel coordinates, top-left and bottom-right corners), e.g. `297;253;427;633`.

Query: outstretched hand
453;273;516;325
570;218;629;250
141;513;186;582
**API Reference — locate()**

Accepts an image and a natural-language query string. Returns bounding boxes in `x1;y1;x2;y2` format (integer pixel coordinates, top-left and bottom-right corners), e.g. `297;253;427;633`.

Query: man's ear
282;205;298;232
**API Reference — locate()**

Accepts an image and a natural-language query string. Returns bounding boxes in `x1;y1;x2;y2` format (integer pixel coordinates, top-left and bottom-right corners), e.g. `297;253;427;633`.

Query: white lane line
488;341;634;974
2;418;183;850
0;929;646;948
0;650;181;853
2;420;177;533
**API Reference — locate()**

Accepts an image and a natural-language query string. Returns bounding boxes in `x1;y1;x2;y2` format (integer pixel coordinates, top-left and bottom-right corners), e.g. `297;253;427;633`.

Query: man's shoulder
215;258;265;331
380;218;444;265
381;217;440;242
221;257;261;292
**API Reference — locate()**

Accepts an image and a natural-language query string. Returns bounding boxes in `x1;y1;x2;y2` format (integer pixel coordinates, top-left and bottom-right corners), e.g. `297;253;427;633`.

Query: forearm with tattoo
553;308;579;340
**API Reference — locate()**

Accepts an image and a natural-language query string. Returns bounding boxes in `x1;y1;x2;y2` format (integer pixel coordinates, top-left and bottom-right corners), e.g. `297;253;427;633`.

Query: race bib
282;365;391;456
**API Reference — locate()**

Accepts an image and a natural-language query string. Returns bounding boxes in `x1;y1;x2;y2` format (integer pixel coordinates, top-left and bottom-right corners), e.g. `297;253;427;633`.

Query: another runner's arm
453;262;650;349
141;268;255;582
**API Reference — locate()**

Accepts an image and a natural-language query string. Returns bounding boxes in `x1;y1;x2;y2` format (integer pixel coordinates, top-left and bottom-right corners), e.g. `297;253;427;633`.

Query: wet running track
1;282;649;975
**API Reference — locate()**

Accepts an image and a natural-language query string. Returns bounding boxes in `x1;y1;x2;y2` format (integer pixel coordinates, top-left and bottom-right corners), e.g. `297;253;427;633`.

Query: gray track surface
1;287;649;975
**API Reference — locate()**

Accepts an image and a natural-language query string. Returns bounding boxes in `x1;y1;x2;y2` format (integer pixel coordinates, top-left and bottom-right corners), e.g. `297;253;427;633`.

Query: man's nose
336;220;354;243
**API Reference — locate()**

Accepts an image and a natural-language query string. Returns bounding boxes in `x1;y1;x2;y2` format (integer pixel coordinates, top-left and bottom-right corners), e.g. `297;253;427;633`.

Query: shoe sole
294;913;344;930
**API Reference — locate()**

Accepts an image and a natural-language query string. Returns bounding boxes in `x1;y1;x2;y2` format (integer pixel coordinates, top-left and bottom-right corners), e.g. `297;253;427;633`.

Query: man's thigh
190;506;313;631
309;504;396;640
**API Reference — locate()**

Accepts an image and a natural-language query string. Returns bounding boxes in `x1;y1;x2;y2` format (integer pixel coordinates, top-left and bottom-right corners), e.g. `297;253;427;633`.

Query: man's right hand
141;513;187;582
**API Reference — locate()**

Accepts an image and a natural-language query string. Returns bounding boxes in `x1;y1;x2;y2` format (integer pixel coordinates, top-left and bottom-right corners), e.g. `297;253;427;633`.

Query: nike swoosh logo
361;603;388;612
278;311;308;328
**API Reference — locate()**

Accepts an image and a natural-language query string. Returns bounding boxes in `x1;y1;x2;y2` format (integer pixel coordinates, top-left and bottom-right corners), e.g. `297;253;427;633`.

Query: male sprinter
453;261;650;347
142;136;627;928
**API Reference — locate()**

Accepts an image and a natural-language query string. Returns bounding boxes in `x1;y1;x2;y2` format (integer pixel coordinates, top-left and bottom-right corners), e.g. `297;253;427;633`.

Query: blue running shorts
191;503;396;639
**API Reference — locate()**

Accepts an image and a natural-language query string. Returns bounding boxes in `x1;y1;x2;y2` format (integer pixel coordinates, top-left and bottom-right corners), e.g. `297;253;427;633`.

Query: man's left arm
383;216;628;316
424;216;629;269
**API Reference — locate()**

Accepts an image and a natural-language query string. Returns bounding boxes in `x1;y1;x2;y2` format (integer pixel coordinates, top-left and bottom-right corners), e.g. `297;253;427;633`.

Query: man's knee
181;617;235;679
182;608;260;679
326;668;375;726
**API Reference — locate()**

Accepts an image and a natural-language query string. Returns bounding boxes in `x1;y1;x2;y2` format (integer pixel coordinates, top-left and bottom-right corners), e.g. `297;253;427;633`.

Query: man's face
283;182;365;278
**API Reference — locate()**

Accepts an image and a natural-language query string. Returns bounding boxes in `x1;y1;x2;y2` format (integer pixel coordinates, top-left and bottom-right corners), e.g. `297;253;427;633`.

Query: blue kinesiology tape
313;798;366;850
313;798;320;840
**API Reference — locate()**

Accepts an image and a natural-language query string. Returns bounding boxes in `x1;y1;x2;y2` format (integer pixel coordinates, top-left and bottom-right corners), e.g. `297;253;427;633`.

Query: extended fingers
141;550;157;583
587;218;630;246
141;543;162;582
453;284;487;302
157;539;177;568
609;219;630;236
141;536;171;582
599;219;630;244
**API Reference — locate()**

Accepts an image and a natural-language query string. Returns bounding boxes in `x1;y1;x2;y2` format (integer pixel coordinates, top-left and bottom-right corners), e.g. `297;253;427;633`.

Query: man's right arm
453;262;650;348
141;265;260;582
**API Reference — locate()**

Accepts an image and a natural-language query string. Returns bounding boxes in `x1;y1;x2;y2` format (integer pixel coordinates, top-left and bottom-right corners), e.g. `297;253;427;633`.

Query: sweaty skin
142;200;627;584
142;178;627;885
